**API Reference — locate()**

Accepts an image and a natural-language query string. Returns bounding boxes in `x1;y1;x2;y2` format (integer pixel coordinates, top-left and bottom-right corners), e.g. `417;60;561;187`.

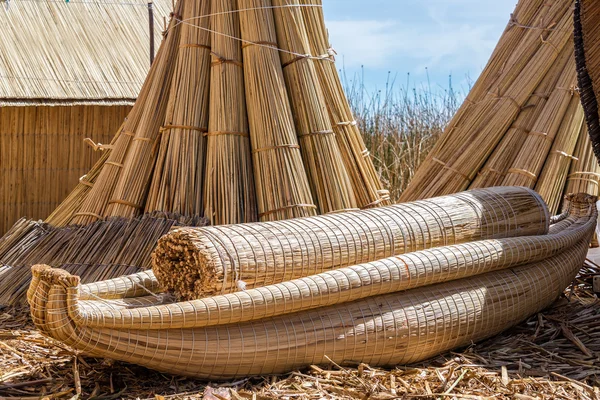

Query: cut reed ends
152;186;550;300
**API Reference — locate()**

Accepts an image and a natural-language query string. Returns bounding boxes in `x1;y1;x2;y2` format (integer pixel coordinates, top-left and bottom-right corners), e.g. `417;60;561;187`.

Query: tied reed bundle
203;0;257;225
105;6;186;219
470;45;573;189
272;0;357;215
238;0;317;221
27;194;596;380
71;10;182;225
574;0;600;162
301;0;389;208
503;60;578;187
401;0;573;201
564;125;600;203
152;186;550;299
145;0;212;217
535;92;585;214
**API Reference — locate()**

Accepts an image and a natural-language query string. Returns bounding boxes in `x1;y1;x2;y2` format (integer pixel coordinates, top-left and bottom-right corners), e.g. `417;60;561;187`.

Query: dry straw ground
1;260;598;399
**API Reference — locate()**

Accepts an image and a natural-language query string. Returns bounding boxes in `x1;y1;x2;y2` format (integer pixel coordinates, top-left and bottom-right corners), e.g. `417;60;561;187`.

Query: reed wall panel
0;105;130;234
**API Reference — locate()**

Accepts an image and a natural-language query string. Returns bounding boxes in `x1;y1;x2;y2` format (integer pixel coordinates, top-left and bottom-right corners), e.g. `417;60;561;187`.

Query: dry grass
347;73;461;202
1;260;598;399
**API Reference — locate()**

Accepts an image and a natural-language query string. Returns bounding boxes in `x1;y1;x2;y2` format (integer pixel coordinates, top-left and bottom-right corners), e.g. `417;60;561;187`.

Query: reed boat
27;192;596;380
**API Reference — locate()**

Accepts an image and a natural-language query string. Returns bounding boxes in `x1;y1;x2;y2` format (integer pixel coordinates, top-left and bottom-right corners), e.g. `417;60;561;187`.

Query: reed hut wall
0;105;130;234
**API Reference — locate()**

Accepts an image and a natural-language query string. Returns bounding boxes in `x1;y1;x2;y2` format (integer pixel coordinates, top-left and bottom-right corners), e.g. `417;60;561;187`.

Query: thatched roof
0;0;172;106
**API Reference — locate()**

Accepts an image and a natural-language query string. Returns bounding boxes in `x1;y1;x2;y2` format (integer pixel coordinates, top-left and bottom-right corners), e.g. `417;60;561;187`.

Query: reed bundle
0;213;207;305
575;0;600;161
152;186;549;299
70;15;182;225
300;0;389;208
203;0;257;225
470;46;573;189
401;0;573;201
26;194;596;380
535;93;585;213
238;0;316;221
502;61;578;187
564;125;600;201
145;0;212;217
272;0;357;214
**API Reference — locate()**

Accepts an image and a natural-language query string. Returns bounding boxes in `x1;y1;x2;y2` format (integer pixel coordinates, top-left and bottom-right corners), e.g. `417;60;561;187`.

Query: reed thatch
575;0;600;163
26;193;596;380
152;186;550;299
0;0;173;234
400;0;599;215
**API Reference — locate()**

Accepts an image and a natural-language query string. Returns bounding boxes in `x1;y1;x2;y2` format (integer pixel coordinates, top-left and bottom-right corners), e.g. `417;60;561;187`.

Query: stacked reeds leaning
0;0;390;305
400;0;599;215
27;191;597;379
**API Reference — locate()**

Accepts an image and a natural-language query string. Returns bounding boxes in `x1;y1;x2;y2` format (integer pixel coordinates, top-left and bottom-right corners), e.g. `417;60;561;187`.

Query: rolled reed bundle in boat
152;186;550;299
470;45;573;188
401;1;572;201
503;61;578;187
272;0;357;214
575;0;600;161
535;95;585;213
300;0;388;208
70;11;182;225
203;0;257;225
238;0;316;221
145;0;212;217
564;125;600;202
69;200;595;329
28;195;594;379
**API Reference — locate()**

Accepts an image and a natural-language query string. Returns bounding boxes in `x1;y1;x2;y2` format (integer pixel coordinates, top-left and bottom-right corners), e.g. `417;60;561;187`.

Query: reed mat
1;260;597;399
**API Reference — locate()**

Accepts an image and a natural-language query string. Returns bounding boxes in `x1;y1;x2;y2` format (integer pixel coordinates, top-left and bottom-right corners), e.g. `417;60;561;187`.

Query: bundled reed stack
401;0;598;216
301;0;390;208
203;0;257;225
575;0;600;162
272;0;357;214
238;0;317;221
27;190;597;379
0;0;388;305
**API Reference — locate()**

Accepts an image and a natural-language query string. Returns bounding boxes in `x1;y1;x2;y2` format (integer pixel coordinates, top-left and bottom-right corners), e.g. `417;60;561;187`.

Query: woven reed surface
0;0;171;102
401;0;573;201
0;105;129;234
69;198;594;331
26;195;595;379
575;0;600;162
203;0;257;225
0;213;207;306
152;186;550;299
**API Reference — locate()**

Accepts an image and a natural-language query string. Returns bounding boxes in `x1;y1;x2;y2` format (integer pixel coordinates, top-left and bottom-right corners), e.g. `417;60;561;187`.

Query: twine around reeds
152;186;550;299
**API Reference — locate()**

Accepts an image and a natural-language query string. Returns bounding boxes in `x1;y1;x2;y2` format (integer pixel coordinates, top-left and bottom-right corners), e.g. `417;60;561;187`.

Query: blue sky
322;0;518;94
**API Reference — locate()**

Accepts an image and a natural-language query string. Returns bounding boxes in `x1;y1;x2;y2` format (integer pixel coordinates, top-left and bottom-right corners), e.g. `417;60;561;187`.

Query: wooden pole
148;1;155;65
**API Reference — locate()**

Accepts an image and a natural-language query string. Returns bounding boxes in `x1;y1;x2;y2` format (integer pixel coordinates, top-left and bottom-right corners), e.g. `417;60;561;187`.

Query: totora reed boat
26;189;596;380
